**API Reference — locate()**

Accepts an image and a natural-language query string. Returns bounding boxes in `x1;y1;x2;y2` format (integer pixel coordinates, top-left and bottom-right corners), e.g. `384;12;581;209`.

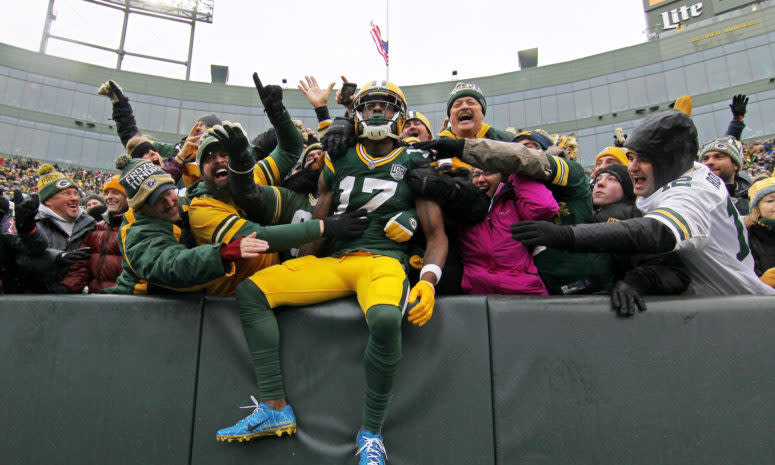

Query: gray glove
97;80;126;104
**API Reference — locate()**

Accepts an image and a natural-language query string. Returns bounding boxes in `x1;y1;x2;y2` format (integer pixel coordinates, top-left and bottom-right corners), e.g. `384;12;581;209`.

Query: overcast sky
0;0;649;89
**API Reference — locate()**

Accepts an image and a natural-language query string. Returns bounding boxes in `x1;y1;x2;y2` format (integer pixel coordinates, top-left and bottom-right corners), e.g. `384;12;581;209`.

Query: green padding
488;295;775;465
0;295;203;465
192;296;495;465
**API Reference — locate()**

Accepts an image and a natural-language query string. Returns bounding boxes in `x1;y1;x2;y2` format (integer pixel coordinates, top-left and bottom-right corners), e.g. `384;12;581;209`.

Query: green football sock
362;305;403;432
234;280;284;400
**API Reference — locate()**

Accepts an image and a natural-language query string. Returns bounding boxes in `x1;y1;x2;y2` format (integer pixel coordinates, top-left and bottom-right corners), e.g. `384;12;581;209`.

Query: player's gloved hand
412;138;465;159
759;267;775;287
13;191;39;234
321;117;356;161
97;80;126;104
56;248;90;267
323;208;368;239
384;211;417;243
407;280;435;326
510;220;574;249
610;280;647;317
406;162;455;204
730;94;748;120
253;73;285;119
208;121;253;171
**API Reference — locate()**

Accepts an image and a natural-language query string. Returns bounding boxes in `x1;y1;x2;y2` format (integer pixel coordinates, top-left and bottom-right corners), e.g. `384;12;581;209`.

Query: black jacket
591;200;690;294
19;208;96;292
1;211;49;293
748;222;775;276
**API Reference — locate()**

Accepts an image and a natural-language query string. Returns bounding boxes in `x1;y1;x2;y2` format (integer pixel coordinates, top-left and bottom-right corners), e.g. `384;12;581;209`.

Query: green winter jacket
105;210;234;295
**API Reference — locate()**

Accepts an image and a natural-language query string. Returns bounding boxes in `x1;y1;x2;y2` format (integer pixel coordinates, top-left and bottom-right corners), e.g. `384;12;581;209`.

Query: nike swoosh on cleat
247;419;268;431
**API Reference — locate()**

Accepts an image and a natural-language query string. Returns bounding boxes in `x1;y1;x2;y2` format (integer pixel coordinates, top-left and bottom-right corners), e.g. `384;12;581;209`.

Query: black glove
0;196;8;216
406;162;455;204
510;220;574;249
412;138;465;159
730;94;748;119
321;117;356;161
13;191;39;234
253;73;285;119
610;280;647;317
56;248;90;267
323;208;368;239
207;122;252;170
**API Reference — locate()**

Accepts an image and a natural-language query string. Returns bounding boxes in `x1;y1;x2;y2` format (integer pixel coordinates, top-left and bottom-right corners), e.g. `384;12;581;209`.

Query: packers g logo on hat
56;179;71;188
713;142;729;151
143;177;158;190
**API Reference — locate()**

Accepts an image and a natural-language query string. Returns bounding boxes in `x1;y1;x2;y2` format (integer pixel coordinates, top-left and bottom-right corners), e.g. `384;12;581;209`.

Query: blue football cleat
356;429;387;465
216;396;296;443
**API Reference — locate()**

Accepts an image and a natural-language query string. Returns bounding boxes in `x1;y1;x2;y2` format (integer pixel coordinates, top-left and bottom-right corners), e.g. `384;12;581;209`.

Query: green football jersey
322;142;428;263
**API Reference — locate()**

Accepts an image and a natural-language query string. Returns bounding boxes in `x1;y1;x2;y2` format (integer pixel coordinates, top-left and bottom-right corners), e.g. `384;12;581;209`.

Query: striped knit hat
115;155;175;209
699;136;743;170
749;177;775;210
37;164;78;203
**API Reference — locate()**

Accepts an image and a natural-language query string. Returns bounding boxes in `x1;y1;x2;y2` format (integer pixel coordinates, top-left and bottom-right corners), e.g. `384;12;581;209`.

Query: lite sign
661;2;704;29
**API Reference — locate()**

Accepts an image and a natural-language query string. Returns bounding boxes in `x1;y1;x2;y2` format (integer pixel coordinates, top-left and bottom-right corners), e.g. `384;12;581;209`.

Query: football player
216;81;448;465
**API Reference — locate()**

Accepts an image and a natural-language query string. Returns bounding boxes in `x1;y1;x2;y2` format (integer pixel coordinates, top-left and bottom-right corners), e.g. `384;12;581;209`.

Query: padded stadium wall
1;294;774;465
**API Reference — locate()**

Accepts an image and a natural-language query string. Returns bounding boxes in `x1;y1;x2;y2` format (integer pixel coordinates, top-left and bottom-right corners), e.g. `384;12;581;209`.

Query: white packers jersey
637;162;775;296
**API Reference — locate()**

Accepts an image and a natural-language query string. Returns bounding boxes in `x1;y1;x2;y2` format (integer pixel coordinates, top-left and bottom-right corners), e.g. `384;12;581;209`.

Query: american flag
370;21;389;66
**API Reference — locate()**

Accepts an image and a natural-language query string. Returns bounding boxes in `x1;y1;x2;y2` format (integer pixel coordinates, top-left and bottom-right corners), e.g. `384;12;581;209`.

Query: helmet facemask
353;83;407;141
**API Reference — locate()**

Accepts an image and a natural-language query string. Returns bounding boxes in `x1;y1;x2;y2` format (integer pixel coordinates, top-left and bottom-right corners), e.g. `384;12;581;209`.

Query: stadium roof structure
39;0;215;80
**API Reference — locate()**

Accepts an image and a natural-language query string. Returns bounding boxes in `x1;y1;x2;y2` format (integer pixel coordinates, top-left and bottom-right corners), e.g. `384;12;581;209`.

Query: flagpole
386;0;390;81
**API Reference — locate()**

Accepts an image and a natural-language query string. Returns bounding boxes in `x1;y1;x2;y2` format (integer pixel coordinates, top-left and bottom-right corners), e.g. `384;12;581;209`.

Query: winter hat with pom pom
115;154;175;209
37;164;78;203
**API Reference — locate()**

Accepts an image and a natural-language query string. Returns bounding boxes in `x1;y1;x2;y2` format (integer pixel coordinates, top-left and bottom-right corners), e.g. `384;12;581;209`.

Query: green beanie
196;135;223;171
115;155;176;210
37;164;78;203
447;82;487;116
699;136;743;170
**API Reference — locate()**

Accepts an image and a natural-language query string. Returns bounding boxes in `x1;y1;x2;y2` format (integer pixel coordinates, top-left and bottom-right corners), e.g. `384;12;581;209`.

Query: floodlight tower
39;0;215;80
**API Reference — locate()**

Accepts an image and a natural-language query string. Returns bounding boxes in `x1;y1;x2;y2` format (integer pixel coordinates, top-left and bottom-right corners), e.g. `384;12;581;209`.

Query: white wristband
420;264;442;284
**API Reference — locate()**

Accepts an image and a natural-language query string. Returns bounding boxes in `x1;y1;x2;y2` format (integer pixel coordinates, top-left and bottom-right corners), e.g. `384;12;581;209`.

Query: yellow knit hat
749;177;775;209
595;147;631;166
102;174;125;195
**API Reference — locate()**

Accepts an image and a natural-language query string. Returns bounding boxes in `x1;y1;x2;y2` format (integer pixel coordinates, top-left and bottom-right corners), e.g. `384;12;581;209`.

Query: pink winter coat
459;174;559;295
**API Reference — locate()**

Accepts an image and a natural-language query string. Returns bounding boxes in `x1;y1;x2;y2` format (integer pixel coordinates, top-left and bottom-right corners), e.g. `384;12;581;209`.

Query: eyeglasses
472;171;496;179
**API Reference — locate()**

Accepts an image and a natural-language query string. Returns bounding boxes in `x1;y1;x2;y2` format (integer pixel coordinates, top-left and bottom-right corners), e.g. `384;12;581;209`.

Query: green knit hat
298;143;324;164
196;135;223;171
699;136;743;170
115;154;176;210
446;82;487;116
37;164;78;203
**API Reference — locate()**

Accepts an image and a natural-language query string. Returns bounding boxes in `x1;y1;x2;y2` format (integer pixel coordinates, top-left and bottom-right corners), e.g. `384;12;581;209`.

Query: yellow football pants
248;252;409;313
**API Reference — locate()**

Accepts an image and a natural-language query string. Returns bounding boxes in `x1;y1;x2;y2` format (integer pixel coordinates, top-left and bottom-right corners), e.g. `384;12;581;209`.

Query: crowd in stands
742;139;775;178
0;155;114;198
2;74;775;465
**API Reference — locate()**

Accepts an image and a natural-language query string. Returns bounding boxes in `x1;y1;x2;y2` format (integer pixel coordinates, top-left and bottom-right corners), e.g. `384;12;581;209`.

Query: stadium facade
0;1;774;170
